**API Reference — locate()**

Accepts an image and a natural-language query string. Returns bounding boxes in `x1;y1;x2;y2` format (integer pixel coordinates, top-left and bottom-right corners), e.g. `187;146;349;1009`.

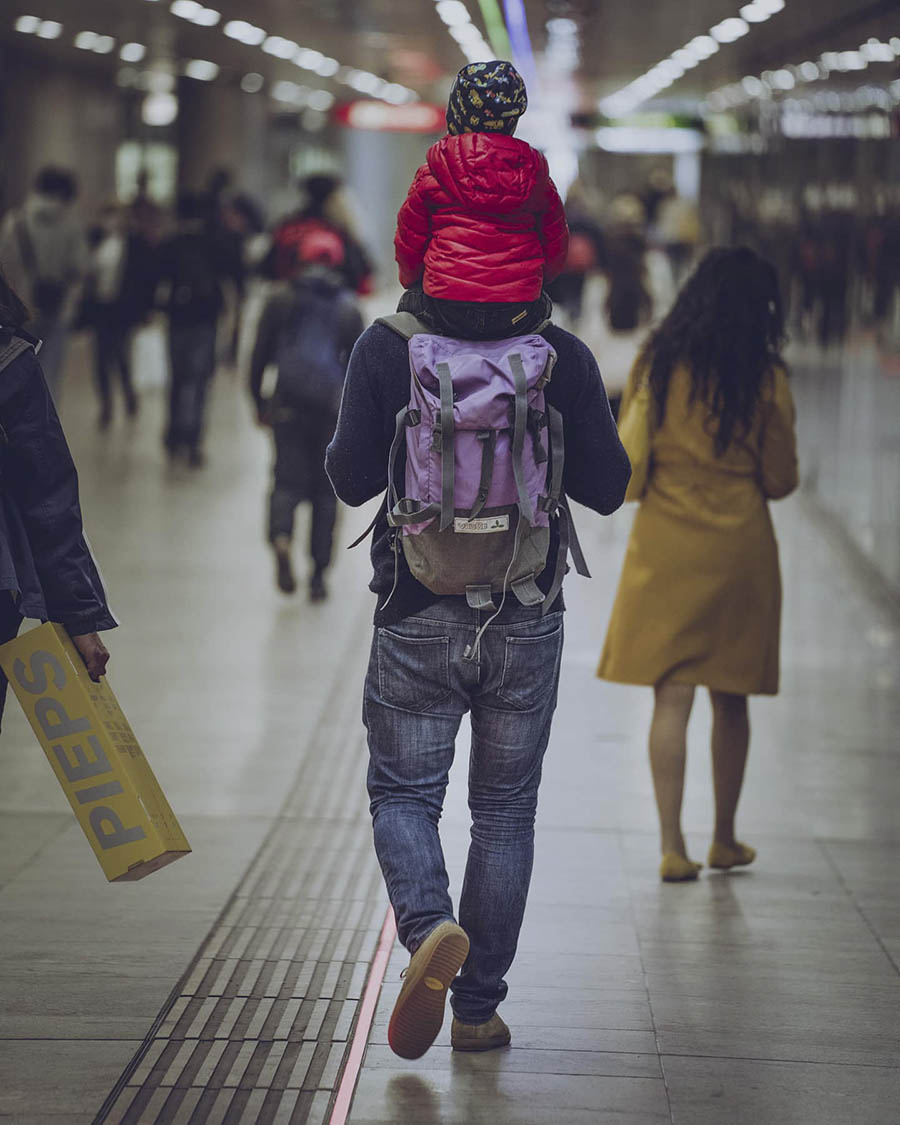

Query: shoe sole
388;925;469;1060
451;1035;511;1053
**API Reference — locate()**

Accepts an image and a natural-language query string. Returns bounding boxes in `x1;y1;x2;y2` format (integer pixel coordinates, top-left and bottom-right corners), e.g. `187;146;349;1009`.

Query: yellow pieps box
0;622;191;881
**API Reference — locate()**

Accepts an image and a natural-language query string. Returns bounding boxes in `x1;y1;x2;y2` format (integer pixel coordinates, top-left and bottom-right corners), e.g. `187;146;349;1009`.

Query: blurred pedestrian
267;174;373;296
0;167;88;399
0;266;115;731
155;191;241;466
127;169;166;248
249;229;363;601
83;202;155;429
598;248;798;882
394;60;568;340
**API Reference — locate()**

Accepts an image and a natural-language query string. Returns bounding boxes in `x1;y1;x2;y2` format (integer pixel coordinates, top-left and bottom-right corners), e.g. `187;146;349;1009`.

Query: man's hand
71;632;110;682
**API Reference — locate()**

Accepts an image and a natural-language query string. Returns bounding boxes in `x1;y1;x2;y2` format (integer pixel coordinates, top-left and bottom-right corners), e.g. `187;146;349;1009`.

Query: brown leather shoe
388;921;469;1060
451;1012;511;1052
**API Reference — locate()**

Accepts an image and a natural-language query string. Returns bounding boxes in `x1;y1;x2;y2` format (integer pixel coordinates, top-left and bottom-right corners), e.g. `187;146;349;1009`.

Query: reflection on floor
0;329;897;1124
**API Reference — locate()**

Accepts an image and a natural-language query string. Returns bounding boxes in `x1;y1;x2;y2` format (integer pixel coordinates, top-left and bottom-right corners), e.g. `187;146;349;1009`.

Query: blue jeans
167;322;217;451
364;599;564;1024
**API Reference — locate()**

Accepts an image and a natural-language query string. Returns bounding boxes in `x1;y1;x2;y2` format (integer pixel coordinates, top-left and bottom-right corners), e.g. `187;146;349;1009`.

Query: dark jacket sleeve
552;334;631;515
2;352;116;633
326;331;388;507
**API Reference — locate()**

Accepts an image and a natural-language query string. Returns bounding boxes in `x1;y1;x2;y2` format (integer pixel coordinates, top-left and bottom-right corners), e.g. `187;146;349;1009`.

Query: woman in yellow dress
598;247;798;882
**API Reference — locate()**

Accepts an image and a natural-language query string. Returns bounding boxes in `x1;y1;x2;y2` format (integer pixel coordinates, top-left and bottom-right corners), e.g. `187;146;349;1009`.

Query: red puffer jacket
395;133;569;302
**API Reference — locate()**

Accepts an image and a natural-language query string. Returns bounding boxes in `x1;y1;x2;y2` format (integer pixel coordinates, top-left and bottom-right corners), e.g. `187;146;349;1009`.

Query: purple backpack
374;313;589;638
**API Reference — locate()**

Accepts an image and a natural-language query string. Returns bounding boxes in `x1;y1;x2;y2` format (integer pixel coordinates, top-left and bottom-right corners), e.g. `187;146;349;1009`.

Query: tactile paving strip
95;631;386;1125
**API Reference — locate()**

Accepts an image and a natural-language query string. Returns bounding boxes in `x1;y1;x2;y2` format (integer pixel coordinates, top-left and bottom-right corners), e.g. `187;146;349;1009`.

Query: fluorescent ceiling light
314;56;340;77
184;59;219;80
272;80;307;104
836;51;867;71
436;1;472;27
769;68;795;89
224;20;266;46
36;20;62;39
241;72;264;93
671;48;700;70
295;48;324;70
194;8;220;26
596;126;704;154
170;0;201;18
93;34;115;53
797;61;820;81
74;30;98;49
740;3;771;22
14;15;41;33
685;35;719;60
742;75;765;95
308;89;334;111
263;36;298;58
120;42;146;62
860;40;894;63
755;0;784;11
142;92;178;126
711;18;749;44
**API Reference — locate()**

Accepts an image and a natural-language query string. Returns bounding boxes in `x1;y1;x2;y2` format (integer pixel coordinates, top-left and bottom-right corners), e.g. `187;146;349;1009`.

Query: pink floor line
329;905;398;1125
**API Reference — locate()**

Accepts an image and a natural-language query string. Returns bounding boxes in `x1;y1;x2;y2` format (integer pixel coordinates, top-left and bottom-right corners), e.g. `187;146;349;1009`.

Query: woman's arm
759;368;799;500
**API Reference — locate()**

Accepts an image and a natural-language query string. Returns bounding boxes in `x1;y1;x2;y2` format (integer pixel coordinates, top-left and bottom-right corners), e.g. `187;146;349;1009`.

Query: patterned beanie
446;60;528;136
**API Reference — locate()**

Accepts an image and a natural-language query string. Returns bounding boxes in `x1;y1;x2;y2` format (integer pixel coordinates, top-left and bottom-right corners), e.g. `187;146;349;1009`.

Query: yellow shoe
451;1012;511;1052
708;841;756;869
659;853;702;882
388;921;469;1060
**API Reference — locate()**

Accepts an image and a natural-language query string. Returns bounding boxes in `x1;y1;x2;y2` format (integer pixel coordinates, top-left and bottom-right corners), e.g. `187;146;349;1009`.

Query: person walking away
600;195;654;419
0;266;115;730
84;203;155;429
394;60;568;340
598;247;798;882
249;229;363;600
267;174;373;297
326;301;631;1060
155;192;240;466
0;167;88;400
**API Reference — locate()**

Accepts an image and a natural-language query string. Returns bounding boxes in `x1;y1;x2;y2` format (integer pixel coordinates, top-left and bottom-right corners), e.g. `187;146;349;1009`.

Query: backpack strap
508;352;535;525
375;312;431;340
0;335;34;375
543;405;565;512
435;360;455;531
468;430;496;521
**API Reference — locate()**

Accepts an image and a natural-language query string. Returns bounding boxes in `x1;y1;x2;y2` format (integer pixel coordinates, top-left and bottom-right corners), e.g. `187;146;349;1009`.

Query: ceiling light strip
708;35;900;109
600;1;787;117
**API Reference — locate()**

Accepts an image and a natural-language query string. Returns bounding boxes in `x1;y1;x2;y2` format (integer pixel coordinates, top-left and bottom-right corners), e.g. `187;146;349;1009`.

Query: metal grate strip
96;622;387;1125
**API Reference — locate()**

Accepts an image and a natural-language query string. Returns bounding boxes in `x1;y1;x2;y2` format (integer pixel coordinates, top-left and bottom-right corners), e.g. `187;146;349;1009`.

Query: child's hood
426;133;548;213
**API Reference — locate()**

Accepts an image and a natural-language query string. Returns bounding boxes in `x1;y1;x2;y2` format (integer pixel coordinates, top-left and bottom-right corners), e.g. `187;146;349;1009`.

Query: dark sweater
325;321;631;626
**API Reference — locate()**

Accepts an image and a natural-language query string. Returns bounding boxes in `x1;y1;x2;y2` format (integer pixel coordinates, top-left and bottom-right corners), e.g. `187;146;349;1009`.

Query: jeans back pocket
496;619;563;711
377;628;451;713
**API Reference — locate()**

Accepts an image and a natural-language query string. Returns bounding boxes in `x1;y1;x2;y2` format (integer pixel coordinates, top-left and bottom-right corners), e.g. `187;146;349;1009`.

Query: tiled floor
0;326;898;1123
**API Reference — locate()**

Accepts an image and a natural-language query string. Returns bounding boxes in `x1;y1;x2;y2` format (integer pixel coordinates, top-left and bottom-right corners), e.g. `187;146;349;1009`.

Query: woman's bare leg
709;691;749;847
649;681;696;856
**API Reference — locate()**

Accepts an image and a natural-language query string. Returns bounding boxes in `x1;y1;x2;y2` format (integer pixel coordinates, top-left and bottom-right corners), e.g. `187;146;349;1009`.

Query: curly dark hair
643;246;785;455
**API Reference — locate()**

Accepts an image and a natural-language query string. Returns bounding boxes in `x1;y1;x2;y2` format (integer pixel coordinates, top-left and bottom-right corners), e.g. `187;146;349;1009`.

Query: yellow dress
598;361;798;696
